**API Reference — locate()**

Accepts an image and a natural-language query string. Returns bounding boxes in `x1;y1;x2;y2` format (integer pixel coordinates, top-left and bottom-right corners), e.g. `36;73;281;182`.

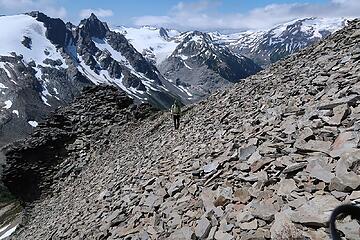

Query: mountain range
0;12;349;148
3;15;360;239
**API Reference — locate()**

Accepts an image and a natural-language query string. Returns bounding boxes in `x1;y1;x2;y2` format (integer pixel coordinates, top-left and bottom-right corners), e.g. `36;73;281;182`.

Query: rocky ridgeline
2;85;155;203
4;19;360;239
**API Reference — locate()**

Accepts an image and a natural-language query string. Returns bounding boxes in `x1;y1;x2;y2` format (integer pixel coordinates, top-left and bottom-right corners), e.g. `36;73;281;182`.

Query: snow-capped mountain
119;27;262;97
0;12;191;147
159;31;261;97
121;17;348;68
213;17;349;66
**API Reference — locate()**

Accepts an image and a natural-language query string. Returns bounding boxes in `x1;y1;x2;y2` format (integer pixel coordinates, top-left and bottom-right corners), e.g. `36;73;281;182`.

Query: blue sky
0;0;359;30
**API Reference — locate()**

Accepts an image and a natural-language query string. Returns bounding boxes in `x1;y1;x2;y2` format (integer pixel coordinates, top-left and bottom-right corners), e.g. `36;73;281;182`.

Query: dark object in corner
329;204;360;240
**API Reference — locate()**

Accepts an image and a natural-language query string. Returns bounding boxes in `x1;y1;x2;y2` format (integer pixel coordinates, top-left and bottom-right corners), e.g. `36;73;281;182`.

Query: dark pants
173;115;180;129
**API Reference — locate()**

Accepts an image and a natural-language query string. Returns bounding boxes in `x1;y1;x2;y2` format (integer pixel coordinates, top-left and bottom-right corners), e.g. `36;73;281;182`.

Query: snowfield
0;15;66;67
3;100;12;109
115;26;180;65
28;121;38;127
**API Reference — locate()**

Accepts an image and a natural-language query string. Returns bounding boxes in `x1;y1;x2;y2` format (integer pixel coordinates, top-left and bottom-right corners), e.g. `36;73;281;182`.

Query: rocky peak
78;13;110;39
159;27;169;40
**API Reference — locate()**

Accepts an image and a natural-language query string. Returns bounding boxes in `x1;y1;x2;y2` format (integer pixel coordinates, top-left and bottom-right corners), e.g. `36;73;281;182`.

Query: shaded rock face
28;11;69;47
5;19;360;239
79;13;109;39
2;85;155;203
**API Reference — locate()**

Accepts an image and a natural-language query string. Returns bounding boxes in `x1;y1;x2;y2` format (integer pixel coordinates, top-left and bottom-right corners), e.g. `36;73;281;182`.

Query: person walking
171;100;181;130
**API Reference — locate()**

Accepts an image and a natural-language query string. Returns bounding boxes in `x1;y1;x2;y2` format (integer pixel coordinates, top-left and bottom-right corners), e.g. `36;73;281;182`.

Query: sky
0;0;360;31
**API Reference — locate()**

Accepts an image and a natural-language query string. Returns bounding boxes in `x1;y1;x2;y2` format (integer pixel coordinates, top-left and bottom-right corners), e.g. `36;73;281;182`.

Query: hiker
171;100;181;130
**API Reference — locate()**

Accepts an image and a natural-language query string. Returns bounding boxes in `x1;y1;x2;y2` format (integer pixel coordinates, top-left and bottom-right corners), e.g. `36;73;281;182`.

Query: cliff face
3;19;360;239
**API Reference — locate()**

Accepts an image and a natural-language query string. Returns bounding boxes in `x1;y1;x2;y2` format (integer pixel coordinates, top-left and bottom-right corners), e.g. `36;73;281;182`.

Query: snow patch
41;96;51;106
92;38;129;65
3;100;12;109
178;85;193;97
115;26;179;65
183;61;192;70
28;121;38;127
0;14;66;67
12;110;19;116
0;225;17;240
0;62;12;78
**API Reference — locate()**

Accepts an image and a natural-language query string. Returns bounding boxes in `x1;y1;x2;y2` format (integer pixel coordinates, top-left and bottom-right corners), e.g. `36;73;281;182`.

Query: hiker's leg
173;115;177;129
176;115;180;129
177;116;180;129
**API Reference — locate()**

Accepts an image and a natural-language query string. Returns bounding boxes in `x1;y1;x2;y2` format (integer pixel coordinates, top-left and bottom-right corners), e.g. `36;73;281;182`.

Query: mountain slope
158;31;262;98
4;16;360;240
0;12;190;148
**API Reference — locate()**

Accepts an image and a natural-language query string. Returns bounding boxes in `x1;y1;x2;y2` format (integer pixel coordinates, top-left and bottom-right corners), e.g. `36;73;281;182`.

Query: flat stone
195;217;211;239
318;95;360;110
239;219;258;230
144;193;161;208
303;228;329;240
295;139;332;154
169;227;193;240
331;191;348;199
234;188;251;203
298;127;314;141
337;217;360;240
214;230;234;240
330;131;359;158
250;157;274;172
283;162;307;174
288;196;307;209
347;191;360;201
236;210;254;223
203;162;219;173
239;145;257;161
251;200;278;221
291;194;341;227
247;150;261;164
219;218;234;233
324;104;348;125
271;211;302;240
351;29;360;38
115;225;140;237
332;151;360;190
305;159;334;183
277;179;297;196
105;209;120;223
167;177;185;196
200;188;216;212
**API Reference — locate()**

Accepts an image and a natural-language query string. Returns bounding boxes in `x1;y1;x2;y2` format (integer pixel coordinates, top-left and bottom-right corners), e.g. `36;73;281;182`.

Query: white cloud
133;0;360;31
79;8;114;18
0;0;67;18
